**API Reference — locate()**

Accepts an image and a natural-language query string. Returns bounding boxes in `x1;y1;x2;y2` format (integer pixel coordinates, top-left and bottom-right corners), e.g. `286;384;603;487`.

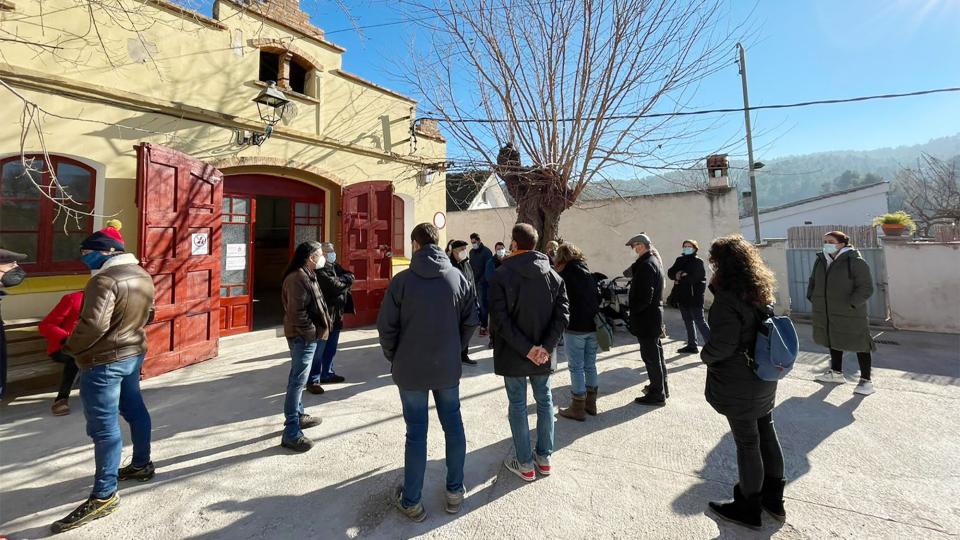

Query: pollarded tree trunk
496;144;571;251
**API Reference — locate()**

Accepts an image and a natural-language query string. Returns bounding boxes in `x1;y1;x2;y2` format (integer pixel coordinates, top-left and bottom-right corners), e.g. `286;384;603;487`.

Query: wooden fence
787;225;879;249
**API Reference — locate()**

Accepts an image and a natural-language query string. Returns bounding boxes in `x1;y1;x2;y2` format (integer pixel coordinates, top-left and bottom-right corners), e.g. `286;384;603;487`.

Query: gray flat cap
625;233;651;247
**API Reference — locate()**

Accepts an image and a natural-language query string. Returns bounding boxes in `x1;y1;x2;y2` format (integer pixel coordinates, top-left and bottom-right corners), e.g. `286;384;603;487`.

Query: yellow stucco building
0;0;448;379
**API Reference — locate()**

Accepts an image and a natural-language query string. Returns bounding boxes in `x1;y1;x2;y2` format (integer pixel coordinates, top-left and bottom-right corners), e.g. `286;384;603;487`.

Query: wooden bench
5;318;61;394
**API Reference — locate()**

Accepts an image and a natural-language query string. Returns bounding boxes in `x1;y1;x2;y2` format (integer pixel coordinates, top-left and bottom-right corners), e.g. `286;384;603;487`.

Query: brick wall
227;0;324;39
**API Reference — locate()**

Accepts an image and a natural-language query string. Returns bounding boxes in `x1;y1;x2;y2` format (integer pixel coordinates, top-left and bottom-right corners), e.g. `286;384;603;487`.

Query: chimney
230;0;324;40
706;154;730;188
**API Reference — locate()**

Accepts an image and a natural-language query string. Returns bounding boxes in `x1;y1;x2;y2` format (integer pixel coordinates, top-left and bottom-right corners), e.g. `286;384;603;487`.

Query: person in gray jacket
377;223;479;521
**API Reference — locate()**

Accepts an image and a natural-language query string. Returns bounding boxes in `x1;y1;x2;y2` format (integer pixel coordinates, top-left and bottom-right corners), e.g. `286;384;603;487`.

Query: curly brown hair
708;235;776;306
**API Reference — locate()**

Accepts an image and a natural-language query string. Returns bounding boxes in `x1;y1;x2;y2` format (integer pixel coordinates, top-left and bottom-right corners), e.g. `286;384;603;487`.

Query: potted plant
873;211;917;237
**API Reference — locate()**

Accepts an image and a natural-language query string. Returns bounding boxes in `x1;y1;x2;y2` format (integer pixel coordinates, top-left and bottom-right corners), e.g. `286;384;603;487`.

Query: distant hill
587;134;960;211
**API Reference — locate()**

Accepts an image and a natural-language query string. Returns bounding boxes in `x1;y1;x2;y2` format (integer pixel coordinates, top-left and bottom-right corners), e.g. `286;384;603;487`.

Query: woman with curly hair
701;235;785;530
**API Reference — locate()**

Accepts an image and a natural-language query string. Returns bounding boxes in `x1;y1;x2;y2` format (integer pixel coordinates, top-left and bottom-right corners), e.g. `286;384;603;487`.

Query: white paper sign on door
226;244;246;257
191;233;209;256
225;257;246;271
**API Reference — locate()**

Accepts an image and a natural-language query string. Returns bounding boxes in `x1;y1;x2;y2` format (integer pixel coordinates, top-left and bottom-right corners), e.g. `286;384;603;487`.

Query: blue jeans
80;354;151;499
308;327;340;383
284;337;321;441
680;305;711;347
398;386;466;507
477;282;490;328
504;375;554;465
564;332;599;396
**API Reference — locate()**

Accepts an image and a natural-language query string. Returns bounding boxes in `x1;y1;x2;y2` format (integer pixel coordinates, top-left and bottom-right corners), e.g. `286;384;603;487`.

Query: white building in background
740;182;890;242
446;171;513;211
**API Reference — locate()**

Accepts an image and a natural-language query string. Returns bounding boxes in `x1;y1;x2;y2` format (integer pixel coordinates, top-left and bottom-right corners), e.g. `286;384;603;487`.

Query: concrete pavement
1;311;957;539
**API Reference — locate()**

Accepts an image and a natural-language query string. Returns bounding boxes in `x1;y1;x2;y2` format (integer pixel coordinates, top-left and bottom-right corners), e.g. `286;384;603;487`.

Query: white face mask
496;249;506;258
457;250;468;262
471;242;480;250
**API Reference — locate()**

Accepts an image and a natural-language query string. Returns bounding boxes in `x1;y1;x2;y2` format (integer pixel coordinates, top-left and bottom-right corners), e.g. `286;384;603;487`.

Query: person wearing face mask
808;231;877;396
279;241;331;452
52;223;156;534
484;242;508;349
449;240;479;365
468;233;494;337
0;248;29;399
306;242;355;393
625;233;668;406
667;239;711;354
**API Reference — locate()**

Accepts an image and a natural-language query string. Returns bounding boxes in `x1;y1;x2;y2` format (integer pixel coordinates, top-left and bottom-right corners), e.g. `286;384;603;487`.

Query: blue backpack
749;307;799;381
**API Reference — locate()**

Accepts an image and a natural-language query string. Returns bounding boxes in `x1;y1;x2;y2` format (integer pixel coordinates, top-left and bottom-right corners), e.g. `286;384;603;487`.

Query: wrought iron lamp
237;81;290;146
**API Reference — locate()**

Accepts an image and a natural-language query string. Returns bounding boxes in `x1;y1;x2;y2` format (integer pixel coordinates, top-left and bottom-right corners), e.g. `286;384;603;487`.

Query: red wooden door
220;195;255;337
136;143;223;378
341;181;393;327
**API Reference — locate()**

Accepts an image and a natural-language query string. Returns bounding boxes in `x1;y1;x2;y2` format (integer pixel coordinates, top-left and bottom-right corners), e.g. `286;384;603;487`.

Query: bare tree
899;153;960;238
404;0;743;248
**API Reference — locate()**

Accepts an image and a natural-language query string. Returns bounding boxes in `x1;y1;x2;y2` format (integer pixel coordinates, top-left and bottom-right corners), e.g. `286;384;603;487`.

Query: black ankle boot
708;484;762;530
760;476;786;522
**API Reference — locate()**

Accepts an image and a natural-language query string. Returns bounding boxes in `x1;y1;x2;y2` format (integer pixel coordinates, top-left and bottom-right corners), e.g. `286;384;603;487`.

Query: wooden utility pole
737;42;761;244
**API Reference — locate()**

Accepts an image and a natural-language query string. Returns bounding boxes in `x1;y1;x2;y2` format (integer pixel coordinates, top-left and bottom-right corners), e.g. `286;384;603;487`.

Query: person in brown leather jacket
279;241;331;453
52;222;156;534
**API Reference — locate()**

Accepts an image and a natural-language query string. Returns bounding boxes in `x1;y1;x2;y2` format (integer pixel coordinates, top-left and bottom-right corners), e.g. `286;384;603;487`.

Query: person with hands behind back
489;223;569;482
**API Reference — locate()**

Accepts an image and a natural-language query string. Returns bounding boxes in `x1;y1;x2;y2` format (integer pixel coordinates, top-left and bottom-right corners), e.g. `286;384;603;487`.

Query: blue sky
195;1;960;160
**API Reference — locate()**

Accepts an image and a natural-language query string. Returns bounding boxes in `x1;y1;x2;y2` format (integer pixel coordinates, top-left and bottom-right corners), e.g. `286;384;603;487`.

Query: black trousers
638;337;667;397
727;413;785;496
55;354;79;401
830;349;872;380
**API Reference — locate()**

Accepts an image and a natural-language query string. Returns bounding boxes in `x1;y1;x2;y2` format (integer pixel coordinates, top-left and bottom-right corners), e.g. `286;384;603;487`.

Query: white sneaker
814;369;847;384
853;379;876;396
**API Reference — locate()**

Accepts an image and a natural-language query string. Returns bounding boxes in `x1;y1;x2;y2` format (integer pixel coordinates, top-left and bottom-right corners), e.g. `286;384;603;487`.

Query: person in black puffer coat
667;239;711;354
554;243;601;421
449;240;479;365
701;235;785;530
489;223;569;480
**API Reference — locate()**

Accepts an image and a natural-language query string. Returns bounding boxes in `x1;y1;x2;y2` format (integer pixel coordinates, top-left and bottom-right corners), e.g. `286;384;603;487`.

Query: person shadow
671;384;865;537
184;366;660;539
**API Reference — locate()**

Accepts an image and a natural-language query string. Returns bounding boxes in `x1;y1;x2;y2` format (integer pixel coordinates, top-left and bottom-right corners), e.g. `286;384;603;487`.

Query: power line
422;86;960;124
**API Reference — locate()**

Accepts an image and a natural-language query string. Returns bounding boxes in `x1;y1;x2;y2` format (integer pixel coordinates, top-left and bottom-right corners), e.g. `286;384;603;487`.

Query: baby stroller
593;272;630;331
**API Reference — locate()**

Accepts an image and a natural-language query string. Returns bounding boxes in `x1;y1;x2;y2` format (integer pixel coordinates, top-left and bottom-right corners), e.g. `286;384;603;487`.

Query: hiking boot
853;378;876;396
306;383;325;395
634;393;666;407
641;384;670;399
395;487;427;522
585;387;598;416
462;355;478;365
760;476;787;522
445;487;465;514
534;454;552;477
708;484;762;530
558;394;586;422
299;414;322;429
503;457;536;482
815;369;846;384
319;374;346;384
281;435;314;453
118;461;155;482
51;399;70;416
50;492;119;534
677;345;699;354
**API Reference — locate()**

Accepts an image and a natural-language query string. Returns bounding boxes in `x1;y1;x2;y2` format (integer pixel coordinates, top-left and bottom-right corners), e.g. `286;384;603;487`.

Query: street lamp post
737;43;762;244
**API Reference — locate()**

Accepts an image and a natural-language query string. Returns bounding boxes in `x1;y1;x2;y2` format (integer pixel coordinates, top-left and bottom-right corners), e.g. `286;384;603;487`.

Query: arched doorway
221;173;330;335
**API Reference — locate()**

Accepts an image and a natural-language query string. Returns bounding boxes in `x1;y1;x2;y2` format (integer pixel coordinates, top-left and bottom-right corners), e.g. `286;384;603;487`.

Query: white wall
755;238;790;315
883;239;960;333
447;188;740;296
741;183;890;242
